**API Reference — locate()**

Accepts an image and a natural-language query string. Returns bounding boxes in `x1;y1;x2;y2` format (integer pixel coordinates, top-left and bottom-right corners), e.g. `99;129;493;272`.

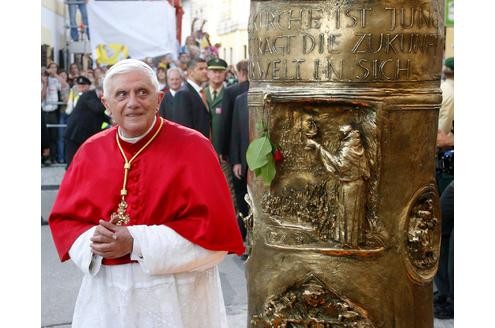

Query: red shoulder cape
49;117;245;262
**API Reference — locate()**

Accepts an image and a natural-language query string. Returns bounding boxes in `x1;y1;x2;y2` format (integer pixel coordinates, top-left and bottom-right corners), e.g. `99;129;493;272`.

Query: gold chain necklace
110;117;164;225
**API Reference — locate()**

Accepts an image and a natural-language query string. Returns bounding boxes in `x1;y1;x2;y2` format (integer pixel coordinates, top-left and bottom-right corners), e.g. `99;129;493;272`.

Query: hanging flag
87;0;177;62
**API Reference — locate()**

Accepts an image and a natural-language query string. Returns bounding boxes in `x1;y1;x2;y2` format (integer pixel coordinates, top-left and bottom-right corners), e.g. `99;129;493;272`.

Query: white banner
87;0;177;63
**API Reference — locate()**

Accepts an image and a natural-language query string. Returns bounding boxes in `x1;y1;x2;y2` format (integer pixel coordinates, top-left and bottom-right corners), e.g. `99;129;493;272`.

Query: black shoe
42;157;52;166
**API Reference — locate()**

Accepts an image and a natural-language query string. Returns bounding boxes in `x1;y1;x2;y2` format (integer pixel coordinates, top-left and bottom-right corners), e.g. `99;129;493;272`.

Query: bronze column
245;0;444;327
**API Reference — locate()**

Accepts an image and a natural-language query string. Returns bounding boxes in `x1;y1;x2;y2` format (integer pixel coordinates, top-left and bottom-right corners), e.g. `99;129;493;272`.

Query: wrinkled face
167;70;182;91
102;70;163;138
188;62;208;85
207;69;226;86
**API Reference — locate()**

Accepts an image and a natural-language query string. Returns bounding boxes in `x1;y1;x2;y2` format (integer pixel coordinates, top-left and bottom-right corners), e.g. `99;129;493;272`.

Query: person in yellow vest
66;76;92;115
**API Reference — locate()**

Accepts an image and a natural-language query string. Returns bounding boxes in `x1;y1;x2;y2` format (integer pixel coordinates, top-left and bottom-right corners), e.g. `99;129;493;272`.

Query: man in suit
219;60;249;161
64;84;110;169
229;91;249;241
172;58;210;138
158;67;184;120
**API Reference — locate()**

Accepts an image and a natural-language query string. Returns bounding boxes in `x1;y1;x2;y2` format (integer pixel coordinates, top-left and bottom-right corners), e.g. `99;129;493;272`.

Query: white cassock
69;225;229;328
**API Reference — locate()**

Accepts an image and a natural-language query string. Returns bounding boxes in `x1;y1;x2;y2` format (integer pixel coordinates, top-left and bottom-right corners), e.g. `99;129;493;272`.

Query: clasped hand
90;220;133;259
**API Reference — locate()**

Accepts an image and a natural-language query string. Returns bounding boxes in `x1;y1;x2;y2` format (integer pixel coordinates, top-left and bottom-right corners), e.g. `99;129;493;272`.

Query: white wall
41;4;66;64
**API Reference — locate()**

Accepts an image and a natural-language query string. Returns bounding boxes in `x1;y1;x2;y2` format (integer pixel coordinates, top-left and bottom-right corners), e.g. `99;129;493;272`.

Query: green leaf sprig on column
246;133;277;186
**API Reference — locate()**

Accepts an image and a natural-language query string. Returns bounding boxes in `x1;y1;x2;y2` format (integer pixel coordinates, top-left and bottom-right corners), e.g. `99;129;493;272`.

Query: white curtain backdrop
87;0;177;61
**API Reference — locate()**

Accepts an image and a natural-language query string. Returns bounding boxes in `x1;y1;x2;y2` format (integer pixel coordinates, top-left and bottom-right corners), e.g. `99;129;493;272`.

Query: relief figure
305;124;371;247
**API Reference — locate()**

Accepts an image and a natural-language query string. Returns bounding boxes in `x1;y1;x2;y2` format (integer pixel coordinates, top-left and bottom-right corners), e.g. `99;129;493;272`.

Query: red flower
273;149;283;162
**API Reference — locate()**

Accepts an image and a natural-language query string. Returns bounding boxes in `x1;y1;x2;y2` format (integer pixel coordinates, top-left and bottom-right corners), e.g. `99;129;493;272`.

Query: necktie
200;88;209;111
213;90;217;101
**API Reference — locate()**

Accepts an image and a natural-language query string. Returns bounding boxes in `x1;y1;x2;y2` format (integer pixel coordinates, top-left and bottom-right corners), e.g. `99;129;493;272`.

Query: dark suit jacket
64;90;109;146
220;80;249;157
172;82;211;138
159;91;174;120
229;92;249;177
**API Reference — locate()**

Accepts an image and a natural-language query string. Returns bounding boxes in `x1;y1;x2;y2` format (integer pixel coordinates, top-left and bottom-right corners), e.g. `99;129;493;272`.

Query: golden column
245;1;444;327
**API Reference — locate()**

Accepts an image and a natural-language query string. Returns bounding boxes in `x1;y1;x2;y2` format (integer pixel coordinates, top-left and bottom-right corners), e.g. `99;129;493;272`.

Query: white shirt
69;225;228;327
186;79;203;97
42;76;61;112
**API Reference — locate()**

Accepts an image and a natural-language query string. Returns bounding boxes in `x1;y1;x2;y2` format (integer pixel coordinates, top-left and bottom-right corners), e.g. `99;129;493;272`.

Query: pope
49;59;245;327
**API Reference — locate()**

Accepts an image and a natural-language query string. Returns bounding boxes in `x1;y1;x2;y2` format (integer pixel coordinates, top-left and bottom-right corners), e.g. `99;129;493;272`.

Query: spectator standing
64;82;110;169
41;62;69;164
158;67;183;120
49;59;244;327
205;58;238;212
156;66;168;92
66;75;92;115
433;57;454;320
177;52;191;74
68;0;90;41
438;58;454;136
225;65;238;87
83;68;96;86
205;58;228;155
229;91;249;241
181;35;198;54
41;108;50;165
93;67;105;89
68;63;81;87
219;60;250;161
172;58;210;138
57;70;70;164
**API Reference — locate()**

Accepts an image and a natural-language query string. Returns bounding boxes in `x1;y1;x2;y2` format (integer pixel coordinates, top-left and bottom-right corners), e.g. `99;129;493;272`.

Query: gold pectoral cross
110;197;130;225
112;118;164;227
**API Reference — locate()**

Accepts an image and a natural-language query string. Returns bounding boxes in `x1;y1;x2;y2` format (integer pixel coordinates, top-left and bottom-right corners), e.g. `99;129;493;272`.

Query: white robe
69;225;229;328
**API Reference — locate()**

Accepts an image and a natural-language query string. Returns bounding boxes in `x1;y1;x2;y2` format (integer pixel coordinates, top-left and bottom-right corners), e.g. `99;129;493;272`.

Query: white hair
167;67;184;79
103;59;160;98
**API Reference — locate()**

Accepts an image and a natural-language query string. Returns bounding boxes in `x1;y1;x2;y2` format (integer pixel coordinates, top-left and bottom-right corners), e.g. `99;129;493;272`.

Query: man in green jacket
205;58;239;216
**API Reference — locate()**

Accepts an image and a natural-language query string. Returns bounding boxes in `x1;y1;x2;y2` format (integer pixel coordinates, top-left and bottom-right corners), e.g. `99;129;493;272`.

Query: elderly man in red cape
49;59;245;327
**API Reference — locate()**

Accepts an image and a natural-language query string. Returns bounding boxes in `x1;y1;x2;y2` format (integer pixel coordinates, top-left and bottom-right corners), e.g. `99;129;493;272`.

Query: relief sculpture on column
403;185;441;284
261;101;386;256
251;273;375;327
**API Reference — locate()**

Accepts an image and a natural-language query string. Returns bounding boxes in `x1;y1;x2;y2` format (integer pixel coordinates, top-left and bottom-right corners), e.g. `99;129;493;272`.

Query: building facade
41;0;67;66
182;0;250;66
